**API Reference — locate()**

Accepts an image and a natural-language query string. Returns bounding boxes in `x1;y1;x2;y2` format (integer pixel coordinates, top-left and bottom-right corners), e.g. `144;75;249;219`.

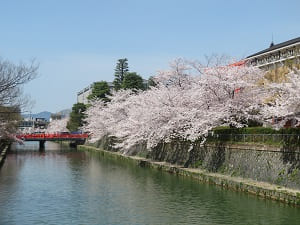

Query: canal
0;142;300;225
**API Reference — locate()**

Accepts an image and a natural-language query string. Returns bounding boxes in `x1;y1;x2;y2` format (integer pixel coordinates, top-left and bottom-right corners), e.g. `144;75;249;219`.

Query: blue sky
0;0;299;113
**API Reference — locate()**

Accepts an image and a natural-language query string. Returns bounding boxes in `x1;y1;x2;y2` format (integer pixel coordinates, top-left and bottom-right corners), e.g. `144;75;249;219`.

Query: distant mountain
22;111;52;121
22;109;71;121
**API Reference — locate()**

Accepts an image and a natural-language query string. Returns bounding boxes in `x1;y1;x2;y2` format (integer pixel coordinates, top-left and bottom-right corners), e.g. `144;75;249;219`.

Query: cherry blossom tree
83;58;269;154
46;117;69;133
0;121;17;139
260;69;300;128
83;58;300;153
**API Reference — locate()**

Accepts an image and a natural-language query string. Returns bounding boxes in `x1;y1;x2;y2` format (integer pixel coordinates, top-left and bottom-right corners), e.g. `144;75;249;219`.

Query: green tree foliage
113;58;129;90
88;81;111;102
122;72;145;90
66;103;86;132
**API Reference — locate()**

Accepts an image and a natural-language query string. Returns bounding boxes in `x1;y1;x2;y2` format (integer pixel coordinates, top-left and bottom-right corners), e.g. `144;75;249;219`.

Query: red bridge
16;133;89;148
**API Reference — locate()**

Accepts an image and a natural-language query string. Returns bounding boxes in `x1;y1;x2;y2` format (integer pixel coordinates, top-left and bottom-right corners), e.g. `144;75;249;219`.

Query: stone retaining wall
149;142;300;189
79;145;300;206
0;145;8;167
90;138;300;189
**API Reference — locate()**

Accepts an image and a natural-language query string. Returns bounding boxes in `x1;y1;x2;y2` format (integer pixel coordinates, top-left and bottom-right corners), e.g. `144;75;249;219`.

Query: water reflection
10;141;69;151
0;142;299;225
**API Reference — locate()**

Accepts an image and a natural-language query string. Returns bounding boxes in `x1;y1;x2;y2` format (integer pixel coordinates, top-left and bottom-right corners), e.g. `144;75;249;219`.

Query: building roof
247;37;300;59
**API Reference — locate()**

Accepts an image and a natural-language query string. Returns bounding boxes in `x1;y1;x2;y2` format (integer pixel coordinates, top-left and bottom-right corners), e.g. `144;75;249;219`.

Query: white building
246;37;300;70
77;84;93;105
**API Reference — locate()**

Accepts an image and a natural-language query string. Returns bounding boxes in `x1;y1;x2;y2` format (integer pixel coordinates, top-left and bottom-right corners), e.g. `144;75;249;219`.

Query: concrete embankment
0;145;9;167
79;145;300;206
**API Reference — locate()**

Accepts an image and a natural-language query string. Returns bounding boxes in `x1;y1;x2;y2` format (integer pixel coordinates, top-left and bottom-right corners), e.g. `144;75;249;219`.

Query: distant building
18;120;34;131
246;37;300;70
18;118;48;131
34;118;47;129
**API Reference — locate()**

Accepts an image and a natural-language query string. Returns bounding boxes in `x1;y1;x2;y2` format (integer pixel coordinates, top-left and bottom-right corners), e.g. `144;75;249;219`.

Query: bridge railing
16;133;89;140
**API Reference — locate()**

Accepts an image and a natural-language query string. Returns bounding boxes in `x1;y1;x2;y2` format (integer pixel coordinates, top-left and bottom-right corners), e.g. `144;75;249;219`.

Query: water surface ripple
0;142;299;225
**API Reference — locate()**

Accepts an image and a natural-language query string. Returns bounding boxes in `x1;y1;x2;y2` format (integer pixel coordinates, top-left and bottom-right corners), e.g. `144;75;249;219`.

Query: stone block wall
93;137;300;189
149;141;300;189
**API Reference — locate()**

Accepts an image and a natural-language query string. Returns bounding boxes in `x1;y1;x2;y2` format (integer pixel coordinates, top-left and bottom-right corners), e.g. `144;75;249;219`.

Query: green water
0;142;299;225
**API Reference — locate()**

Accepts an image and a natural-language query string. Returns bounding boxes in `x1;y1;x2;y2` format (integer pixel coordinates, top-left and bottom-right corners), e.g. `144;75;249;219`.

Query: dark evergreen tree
113;58;129;90
122;72;145;91
87;81;111;102
66;103;87;132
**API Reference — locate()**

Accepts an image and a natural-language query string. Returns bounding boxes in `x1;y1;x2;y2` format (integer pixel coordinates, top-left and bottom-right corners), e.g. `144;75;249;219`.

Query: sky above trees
0;0;299;113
